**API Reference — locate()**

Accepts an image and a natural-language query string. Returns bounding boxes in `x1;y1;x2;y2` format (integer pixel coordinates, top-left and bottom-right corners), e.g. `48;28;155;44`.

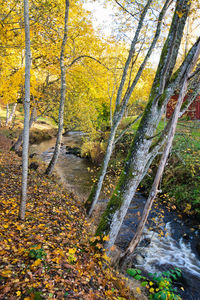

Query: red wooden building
166;94;200;120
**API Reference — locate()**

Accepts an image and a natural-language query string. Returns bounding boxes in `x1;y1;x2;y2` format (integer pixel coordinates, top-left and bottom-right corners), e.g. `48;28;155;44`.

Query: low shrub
127;267;182;300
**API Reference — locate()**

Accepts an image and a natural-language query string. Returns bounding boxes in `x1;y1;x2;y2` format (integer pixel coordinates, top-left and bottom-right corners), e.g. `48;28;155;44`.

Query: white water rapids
136;223;200;279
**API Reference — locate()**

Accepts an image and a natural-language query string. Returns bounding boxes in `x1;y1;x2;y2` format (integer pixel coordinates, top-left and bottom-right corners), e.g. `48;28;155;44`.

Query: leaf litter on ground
0;149;135;300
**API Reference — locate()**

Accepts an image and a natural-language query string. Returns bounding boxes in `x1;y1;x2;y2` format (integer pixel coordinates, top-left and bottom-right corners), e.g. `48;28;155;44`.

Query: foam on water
136;222;200;278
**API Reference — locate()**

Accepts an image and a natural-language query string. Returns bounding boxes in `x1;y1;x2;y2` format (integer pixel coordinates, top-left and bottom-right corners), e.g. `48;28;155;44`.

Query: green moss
95;169;127;237
84;182;97;213
95;148;135;237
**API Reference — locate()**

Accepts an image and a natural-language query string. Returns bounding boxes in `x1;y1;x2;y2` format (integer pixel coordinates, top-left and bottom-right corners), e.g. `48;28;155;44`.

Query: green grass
118;116;200;217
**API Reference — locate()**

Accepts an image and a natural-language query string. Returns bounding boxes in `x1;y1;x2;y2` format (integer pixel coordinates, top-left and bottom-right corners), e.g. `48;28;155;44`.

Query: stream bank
32;131;200;300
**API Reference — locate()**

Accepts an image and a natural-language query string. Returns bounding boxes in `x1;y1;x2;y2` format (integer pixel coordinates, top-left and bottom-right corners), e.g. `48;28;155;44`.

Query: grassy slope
123;117;200;218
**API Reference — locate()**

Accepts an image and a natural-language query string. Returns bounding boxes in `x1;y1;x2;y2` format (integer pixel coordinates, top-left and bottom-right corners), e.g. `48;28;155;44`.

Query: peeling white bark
86;0;170;215
96;0;198;248
45;0;69;175
19;0;31;220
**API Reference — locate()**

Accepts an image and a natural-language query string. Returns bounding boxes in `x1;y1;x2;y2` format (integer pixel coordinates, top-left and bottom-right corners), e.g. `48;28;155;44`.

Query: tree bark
96;0;197;249
6;104;10;126
19;0;31;220
45;0;69;175
6;103;17;125
85;0;170;215
119;41;200;263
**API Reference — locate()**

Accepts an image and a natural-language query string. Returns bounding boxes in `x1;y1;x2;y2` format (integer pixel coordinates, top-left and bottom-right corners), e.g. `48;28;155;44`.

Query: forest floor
0;133;146;300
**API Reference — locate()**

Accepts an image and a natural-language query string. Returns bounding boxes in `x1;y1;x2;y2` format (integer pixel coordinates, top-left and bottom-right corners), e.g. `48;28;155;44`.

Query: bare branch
114;113;143;145
66;55;109;70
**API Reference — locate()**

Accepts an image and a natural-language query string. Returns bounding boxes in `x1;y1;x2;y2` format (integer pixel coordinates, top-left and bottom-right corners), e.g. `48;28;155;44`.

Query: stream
32;131;200;300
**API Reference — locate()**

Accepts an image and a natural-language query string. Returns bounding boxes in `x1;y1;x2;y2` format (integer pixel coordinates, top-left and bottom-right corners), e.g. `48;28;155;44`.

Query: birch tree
5;103;17;126
96;0;200;249
19;0;31;220
85;0;171;216
119;42;200;265
45;0;69;175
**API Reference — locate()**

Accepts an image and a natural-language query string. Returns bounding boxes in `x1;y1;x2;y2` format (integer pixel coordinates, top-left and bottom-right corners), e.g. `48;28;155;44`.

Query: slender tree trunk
119;82;188;265
96;0;197;249
7;103;17;125
45;0;69;175
86;114;142;216
119;41;200;263
85;123;119;215
6;104;10;126
11;107;37;152
85;0;170;215
19;0;31;220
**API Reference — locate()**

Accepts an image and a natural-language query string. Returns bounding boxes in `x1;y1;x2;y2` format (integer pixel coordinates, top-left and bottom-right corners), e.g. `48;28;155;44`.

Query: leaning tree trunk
45;0;69;175
119;47;200;264
85;0;171;216
96;0;198;249
19;0;31;220
119;85;185;264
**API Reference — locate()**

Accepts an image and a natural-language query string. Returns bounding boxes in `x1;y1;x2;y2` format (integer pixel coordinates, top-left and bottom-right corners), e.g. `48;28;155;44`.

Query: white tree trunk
120;82;188;262
6;103;17;125
85;0;170;215
45;0;69;175
119;42;200;262
5;104;10;126
104;37;200;250
96;0;197;248
86;124;119;216
19;0;31;220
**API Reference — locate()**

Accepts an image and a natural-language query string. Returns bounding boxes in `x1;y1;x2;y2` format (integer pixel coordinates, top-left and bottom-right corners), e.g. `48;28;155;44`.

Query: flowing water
31;132;94;198
116;194;200;299
32;131;200;299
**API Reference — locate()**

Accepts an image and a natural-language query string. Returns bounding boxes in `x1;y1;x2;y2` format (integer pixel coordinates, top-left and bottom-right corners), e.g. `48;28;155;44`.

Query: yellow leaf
136;287;141;294
38;224;45;228
184;203;191;213
176;11;184;18
102;253;110;262
52;257;60;264
105;290;113;296
15;224;24;231
31;259;42;269
103;235;109;241
68;248;76;254
96;243;103;249
16;291;21;296
1;269;12;277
